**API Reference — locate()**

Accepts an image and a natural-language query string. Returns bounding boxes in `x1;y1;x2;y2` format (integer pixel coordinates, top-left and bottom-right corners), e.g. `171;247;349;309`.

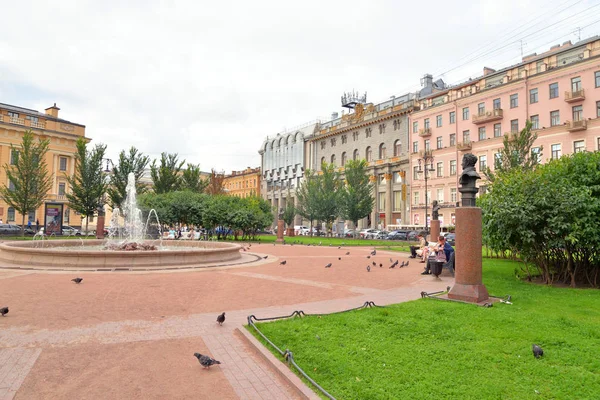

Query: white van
294;225;309;235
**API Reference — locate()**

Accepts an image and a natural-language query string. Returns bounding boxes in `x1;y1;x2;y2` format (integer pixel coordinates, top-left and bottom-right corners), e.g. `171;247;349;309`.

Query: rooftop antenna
575;27;581;41
341;90;367;110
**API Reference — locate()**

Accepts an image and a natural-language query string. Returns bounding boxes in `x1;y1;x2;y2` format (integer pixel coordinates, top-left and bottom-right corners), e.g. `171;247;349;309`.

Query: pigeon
399;261;405;267
405;261;410;267
483;302;493;308
337;246;341;249
338;257;341;260
446;286;451;292
532;344;544;359
280;260;287;265
367;265;370;272
367;255;371;259
345;252;350;255
371;250;376;256
0;307;8;317
379;263;383;268
217;312;226;325
325;263;332;268
389;263;396;269
372;261;376;266
71;277;83;284
263;255;268;259
194;353;221;368
389;258;394;263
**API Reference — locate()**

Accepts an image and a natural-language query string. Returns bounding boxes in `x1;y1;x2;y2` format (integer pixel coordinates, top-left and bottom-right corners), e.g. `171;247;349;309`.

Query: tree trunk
86;217;89;237
21;214;25;237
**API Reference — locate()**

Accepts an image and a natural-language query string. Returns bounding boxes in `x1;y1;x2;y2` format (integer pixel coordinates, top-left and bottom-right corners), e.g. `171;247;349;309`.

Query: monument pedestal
430;219;440;242
276;220;285;243
96;215;105;240
286;228;295;237
448;207;489;303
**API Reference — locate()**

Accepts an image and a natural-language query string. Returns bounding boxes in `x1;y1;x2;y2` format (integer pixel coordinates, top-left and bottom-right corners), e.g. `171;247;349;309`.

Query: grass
245;234;414;249
248;259;600;399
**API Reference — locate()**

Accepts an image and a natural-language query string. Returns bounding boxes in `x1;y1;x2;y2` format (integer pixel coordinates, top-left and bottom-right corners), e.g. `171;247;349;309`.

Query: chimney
483;67;496;76
45;103;60;118
421;74;433;88
331;112;339;120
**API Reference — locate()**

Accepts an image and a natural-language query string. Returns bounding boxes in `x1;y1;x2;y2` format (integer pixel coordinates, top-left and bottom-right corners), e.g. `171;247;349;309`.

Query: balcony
457;141;472;151
566;119;587;132
30;121;46;129
473;108;503;124
418;128;431;137
565;89;585;103
47;194;68;202
10;116;25;126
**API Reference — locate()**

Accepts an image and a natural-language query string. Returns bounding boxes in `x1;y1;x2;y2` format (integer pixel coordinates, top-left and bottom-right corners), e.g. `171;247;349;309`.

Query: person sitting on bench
410;234;427;259
421;236;454;276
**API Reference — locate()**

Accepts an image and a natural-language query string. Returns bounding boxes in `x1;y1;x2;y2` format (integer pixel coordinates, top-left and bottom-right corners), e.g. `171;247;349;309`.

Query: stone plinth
96;215;105;240
430;220;440;242
276;220;285;243
448;207;489;303
286;228;295;237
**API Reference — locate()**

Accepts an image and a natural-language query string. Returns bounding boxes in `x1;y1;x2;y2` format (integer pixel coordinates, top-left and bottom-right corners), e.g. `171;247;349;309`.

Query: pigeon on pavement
367;265;370;272
399;261;405;267
263;255;268;259
0;307;8;317
194;353;221;368
389;258;394;263
367;255;371;259
217;312;226;325
405;261;410;267
325;263;332;268
532;344;544;359
345;252;350;255
280;260;287;265
338;257;341;260
71;277;83;284
371;249;376;256
372;261;376;266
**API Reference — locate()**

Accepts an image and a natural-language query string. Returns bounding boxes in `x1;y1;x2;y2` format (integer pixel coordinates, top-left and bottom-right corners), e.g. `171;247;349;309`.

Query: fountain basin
0;240;242;270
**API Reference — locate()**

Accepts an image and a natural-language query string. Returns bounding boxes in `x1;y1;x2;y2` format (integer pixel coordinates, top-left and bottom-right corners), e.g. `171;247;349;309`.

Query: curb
233;328;321;400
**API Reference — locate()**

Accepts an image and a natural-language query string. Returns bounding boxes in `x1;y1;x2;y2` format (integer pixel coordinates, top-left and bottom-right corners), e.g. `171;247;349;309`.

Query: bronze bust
458;153;481;207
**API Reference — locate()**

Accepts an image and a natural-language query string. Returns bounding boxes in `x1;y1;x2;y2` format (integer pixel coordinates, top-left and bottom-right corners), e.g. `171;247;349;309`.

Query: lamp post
417;150;435;232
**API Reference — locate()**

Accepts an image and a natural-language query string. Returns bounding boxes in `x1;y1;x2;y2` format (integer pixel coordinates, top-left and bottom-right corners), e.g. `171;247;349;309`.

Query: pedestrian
27;220;32;229
36;219;40;232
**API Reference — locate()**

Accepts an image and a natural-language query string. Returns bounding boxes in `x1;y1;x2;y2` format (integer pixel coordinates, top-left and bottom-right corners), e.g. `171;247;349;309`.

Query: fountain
0;174;244;271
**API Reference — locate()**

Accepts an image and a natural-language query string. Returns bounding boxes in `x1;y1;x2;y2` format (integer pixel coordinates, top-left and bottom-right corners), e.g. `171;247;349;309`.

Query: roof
0;102;86;128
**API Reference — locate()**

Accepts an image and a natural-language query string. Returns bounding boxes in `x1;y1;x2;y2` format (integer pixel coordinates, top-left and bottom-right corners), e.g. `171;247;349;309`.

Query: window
393;171;402;183
412;141;418;153
574;140;585;153
341;135;347;144
378;123;386;134
478;127;486;140
597;101;600;118
550;110;560;126
330;138;336;147
320;141;325;150
436;162;443;177
530;115;539;129
493;98;501;110
551;144;561;159
436;136;442;149
353;131;359;141
571;76;582;92
479;155;487;170
378;192;386;211
510;94;518;108
510;119;519;133
365;128;372;138
462;107;469;120
478;102;485;115
494;123;502;137
8;180;15;191
413;121;418;133
27;116;39;123
330;154;336;165
379;143;386;159
393;191;402;212
450;160;457;176
449;134;456;146
436;115;442;127
450;188;457;203
28;210;35;223
449;111;456;124
59;157;67;171
530;88;538;104
366;146;372;162
424;140;430;151
424;118;430;129
320;157;325;167
596;71;600;88
494;152;502;166
437;188;444;202
64;208;70;223
379;174;387;184
7;207;15;222
394;140;401;156
341;152;347;166
10;150;19;165
572;105;583;122
7;111;19;118
536;61;544;73
413;191;420;205
393;119;400;131
462;130;470;143
353;149;359;160
549;83;559;99
413;166;419;181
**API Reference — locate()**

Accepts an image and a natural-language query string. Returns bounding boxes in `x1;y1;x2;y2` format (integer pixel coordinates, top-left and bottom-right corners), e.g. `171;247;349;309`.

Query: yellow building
0;102;87;230
223;167;261;198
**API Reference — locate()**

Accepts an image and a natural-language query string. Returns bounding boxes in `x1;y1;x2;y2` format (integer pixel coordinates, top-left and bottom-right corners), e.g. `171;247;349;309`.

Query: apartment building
224;167;261;198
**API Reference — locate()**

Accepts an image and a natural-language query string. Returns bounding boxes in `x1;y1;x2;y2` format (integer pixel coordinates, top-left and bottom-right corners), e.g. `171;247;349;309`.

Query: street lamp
103;158;114;173
417;150;435;232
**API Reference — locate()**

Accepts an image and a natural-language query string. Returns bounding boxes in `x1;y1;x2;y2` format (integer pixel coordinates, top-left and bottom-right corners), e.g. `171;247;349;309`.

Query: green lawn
249;259;600;399
247;234;413;249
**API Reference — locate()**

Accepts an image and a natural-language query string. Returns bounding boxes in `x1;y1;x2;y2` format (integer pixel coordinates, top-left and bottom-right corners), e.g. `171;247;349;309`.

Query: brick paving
0;243;451;399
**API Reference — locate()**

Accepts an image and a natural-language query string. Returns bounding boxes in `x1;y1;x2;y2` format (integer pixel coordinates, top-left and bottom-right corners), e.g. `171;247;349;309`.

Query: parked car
387;230;408;240
445;233;456;246
407;230;420;241
365;230;381;239
360;229;378;239
62;225;82;236
344;229;357;238
0;224;22;235
375;231;389;240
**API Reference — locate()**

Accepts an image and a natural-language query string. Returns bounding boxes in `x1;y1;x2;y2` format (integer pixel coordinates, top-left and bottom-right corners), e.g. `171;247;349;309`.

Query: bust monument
432;200;441;220
458;153;481;207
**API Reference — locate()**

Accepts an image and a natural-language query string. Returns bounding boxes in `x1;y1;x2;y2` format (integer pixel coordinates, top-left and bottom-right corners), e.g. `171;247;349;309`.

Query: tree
181;163;209;193
205;169;226;195
295;168;320;234
150;153;184;194
339;159;374;236
0;130;52;236
282;195;296;228
106;147;150;210
483;120;542;182
315;162;342;235
65;138;107;234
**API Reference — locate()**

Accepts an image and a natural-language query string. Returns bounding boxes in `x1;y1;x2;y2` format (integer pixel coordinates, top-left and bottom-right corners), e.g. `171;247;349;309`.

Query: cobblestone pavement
0;244;451;399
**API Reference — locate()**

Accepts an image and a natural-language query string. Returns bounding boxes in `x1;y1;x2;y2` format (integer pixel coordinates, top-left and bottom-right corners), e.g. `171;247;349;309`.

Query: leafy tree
483;120;542;182
295;168;320;234
340;159;374;236
150;152;184;194
315;162;342;235
181;163;209;193
0;130;52;236
65;138;107;234
282;196;296;228
205;169;226;195
106;147;150;210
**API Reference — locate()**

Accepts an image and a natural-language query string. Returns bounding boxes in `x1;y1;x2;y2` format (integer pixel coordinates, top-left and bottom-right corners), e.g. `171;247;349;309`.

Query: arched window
379;143;386;159
7;207;15;222
394;140;401;156
341;152;347;166
353;149;359;160
331;154;336;166
366;146;372;162
278;138;283;147
321;156;326;168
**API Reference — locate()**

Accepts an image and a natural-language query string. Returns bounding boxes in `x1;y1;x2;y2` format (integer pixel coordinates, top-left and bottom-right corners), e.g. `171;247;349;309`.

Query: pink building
409;36;600;228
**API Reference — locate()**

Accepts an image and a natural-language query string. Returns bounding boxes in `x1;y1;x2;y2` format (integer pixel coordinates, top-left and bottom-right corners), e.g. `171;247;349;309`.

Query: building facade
409;36;600;227
0;102;87;229
259;122;319;227
223;167;261;198
306;94;417;229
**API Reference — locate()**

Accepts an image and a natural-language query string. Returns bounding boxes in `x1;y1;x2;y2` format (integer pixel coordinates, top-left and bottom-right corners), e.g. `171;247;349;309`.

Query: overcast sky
1;0;598;172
